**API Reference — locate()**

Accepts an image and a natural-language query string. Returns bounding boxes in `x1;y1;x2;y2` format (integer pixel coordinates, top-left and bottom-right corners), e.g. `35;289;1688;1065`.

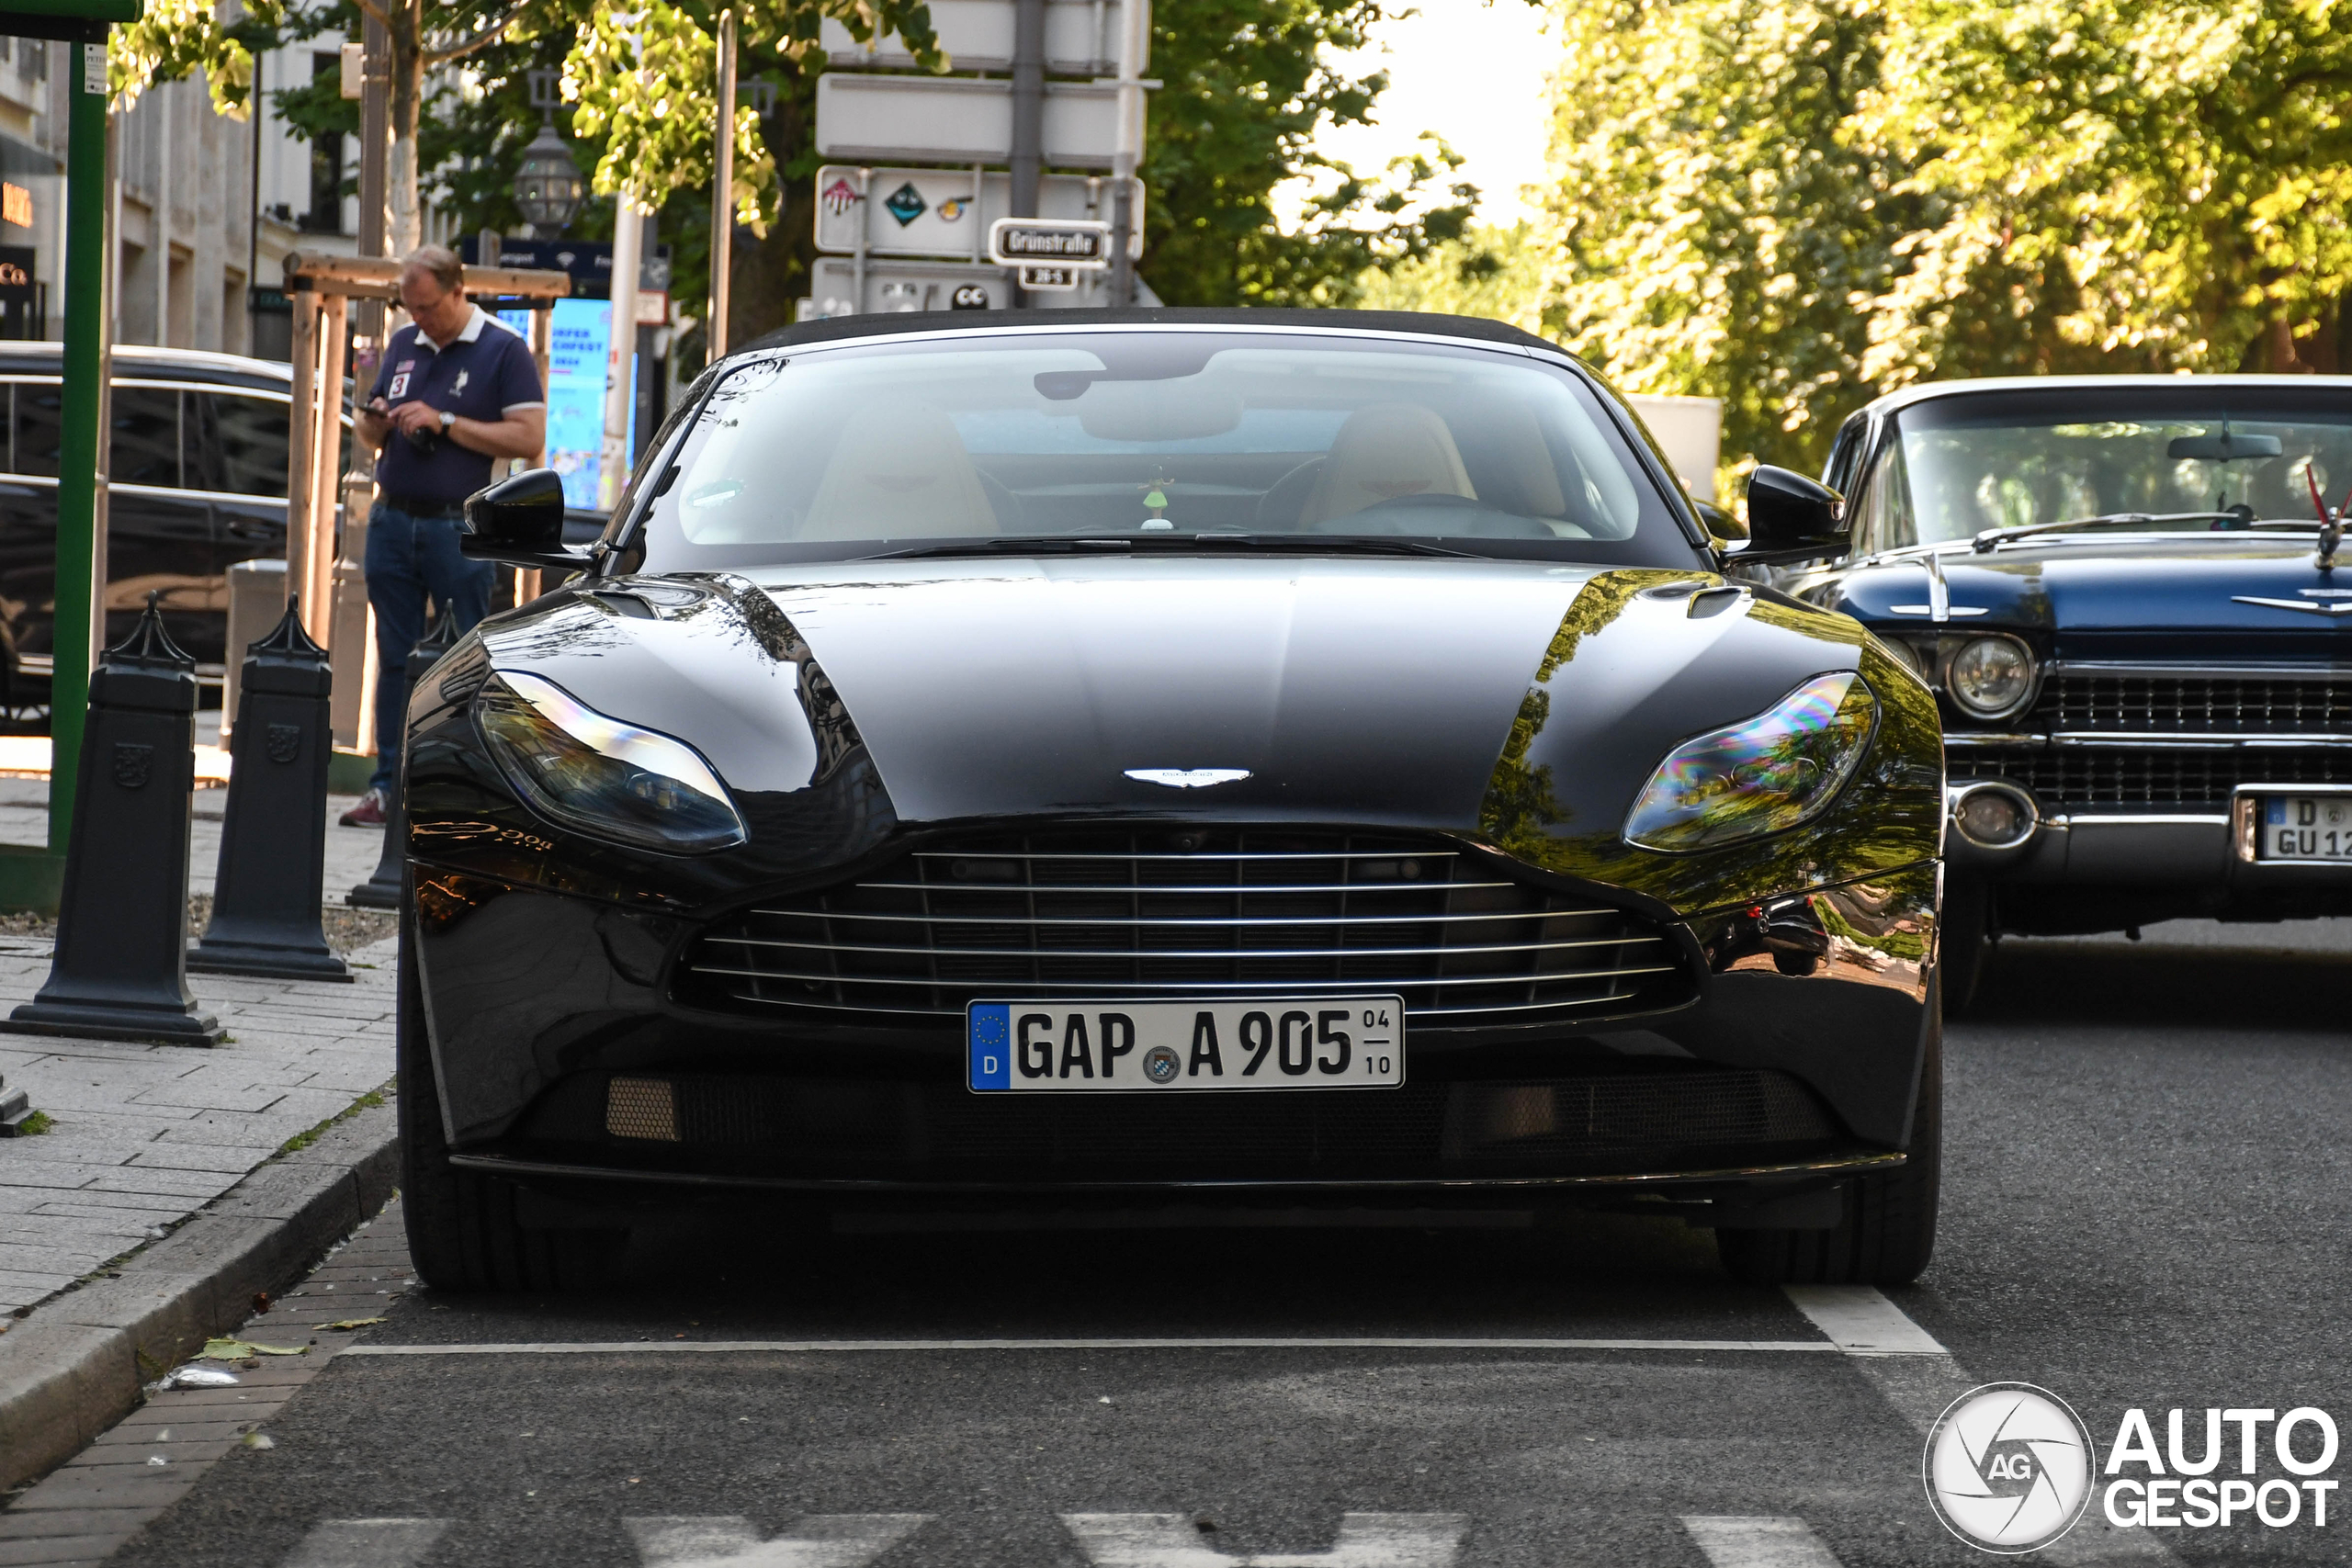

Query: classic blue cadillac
1792;376;2352;1008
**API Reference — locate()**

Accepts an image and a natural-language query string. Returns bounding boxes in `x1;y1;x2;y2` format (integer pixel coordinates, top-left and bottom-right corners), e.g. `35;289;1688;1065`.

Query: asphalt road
74;921;2352;1567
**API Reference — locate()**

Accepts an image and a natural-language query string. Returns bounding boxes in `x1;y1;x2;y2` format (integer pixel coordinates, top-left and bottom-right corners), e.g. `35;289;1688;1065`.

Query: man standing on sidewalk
341;246;547;826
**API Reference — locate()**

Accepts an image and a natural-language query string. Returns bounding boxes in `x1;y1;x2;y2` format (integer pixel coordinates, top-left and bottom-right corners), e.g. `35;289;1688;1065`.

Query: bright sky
1279;0;1562;231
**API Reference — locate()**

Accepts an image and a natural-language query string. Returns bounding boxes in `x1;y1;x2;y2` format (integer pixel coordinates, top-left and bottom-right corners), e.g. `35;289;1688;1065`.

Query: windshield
622;330;1699;570
1858;386;2352;548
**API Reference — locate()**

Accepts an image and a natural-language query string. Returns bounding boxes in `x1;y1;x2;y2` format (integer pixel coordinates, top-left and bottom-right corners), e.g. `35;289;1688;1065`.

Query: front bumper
407;858;1938;1201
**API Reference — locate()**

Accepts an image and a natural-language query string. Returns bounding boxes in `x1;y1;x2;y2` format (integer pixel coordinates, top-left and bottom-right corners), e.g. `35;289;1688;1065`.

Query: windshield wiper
864;532;1480;561
1968;512;2251;553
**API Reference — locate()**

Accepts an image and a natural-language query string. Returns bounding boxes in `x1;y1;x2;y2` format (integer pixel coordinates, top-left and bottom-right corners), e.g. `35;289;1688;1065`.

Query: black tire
1716;995;1941;1287
1939;874;1993;1017
397;909;623;1291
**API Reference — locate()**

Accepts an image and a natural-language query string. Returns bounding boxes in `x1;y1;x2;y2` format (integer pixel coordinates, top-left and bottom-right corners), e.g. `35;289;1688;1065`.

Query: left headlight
1623;671;1878;852
474;670;747;853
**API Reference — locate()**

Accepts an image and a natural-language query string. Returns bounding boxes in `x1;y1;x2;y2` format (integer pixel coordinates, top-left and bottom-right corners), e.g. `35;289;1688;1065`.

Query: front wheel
1715;994;1941;1287
398;908;624;1291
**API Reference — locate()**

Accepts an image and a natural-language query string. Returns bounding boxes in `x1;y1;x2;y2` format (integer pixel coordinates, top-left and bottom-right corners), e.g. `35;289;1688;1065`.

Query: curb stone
0;1101;398;1493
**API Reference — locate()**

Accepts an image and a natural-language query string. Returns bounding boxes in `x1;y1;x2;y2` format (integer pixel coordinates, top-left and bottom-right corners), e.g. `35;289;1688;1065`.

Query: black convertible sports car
399;310;1945;1290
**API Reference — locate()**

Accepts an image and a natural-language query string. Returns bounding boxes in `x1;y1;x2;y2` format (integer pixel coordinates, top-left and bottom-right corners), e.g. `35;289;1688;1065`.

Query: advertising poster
501;297;635;510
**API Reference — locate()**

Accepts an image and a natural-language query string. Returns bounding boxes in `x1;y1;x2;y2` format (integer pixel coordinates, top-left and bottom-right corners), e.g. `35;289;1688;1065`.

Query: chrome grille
681;829;1690;1027
1953;749;2352;811
2032;672;2352;734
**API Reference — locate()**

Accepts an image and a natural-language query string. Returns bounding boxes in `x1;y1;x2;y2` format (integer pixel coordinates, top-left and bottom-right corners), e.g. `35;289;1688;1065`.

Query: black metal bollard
4;596;221;1044
348;613;458;910
188;598;351;982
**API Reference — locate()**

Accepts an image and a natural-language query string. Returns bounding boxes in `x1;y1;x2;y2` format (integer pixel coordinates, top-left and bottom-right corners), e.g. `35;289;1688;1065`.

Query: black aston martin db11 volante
400;310;1946;1290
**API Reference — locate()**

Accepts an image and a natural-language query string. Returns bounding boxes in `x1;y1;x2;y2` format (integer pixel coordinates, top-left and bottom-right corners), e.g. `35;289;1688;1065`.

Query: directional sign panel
802;256;1159;318
815;74;1121;169
820;0;1129;74
816;167;1144;262
989;218;1109;268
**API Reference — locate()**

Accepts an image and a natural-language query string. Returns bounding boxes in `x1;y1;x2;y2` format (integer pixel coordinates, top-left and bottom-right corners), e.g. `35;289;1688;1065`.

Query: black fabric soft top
736;307;1564;359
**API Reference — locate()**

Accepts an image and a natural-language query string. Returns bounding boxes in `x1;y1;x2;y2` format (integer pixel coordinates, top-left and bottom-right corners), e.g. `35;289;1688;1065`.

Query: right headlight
1945;634;2036;718
1623;672;1878;852
474;670;747;853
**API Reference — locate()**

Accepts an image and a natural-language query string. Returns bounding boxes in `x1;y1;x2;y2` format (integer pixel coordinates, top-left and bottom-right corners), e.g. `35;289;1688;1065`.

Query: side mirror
1723;465;1849;565
461;468;593;570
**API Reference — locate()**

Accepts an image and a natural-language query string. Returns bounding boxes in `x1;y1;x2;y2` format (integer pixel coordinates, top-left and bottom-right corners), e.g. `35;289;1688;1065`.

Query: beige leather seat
1298;401;1477;526
802;405;999;538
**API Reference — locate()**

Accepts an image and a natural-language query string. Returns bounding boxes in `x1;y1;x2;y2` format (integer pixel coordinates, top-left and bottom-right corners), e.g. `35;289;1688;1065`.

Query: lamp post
513;70;585;238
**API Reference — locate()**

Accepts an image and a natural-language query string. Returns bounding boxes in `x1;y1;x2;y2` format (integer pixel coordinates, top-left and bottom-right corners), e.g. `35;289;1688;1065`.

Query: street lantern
514;70;585;236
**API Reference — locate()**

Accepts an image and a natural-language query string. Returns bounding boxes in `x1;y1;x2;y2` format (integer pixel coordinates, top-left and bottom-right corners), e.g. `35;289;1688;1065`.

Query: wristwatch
437;411;457;433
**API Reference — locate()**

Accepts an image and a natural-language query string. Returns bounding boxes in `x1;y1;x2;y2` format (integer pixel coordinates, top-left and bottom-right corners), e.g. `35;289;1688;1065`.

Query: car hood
1815;536;2352;654
481;558;1865;829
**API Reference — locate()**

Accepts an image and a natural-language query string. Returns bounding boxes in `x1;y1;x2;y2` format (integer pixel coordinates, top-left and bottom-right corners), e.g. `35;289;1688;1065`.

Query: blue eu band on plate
967;998;1406;1093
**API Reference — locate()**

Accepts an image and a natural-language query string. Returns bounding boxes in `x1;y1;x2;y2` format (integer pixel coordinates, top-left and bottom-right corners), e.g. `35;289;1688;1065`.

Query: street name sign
814;74;1120;169
989;217;1110;268
814;166;1144;262
820;0;1130;74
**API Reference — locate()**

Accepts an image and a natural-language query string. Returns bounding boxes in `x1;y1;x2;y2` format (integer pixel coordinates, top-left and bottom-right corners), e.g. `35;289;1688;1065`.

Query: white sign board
820;0;1128;74
815;166;1144;261
802;256;1161;318
989;218;1110;268
815;74;1122;169
1019;265;1081;291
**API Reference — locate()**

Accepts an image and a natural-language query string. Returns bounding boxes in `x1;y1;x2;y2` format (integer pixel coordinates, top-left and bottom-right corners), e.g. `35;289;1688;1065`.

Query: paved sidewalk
0;932;399;1315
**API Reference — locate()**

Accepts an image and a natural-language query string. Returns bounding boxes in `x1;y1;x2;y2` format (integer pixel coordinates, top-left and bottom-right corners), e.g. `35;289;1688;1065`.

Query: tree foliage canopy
1535;0;2352;478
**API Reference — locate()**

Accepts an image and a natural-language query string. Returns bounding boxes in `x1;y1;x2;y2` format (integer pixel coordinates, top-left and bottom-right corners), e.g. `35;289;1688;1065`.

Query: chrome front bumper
1945;788;2352;886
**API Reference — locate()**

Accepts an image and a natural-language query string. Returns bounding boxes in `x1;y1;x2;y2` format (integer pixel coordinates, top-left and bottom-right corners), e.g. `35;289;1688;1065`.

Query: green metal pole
49;32;106;854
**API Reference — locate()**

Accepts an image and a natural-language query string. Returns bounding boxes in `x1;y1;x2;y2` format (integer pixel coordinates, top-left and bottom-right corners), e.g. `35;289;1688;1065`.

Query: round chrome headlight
1945;635;2036;718
1875;634;1930;682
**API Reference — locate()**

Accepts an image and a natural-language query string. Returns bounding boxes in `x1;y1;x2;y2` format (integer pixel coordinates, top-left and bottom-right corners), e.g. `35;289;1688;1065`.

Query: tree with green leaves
1532;0;2352;480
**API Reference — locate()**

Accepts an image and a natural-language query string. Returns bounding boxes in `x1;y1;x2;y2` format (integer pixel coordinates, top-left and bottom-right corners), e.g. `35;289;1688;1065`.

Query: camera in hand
402;421;440;455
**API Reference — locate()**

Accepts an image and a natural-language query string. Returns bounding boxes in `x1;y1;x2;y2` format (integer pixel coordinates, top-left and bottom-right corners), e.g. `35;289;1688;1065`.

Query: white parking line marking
626;1514;930;1568
279;1517;450;1568
1681;1516;1844;1568
340;1337;1843;1356
1064;1512;1466;1568
1780;1285;1949;1355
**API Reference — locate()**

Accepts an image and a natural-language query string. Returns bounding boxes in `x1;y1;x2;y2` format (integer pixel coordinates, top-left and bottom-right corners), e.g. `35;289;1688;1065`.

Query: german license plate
967;998;1405;1092
2262;796;2352;860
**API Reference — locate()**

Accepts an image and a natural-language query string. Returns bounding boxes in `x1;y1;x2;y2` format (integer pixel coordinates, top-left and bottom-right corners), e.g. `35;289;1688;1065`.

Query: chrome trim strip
700;933;1670;962
740;908;1624;930
2051;814;2228;828
2044;660;2352;680
851;878;1530;896
909;849;1465;863
1948;733;2352;750
693;965;1682;993
1944;732;2043;748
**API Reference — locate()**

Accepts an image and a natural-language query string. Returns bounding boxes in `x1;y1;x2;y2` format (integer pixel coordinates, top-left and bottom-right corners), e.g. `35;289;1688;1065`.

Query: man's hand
355;395;393;452
388;400;443;436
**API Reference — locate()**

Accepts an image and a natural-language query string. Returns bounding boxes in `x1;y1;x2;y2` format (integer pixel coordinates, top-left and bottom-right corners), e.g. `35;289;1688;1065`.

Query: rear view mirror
461;468;591;570
1721;466;1849;565
2167;431;2282;461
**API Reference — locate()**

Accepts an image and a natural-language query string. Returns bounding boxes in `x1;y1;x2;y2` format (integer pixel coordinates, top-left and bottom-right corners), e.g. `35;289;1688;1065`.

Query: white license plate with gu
2263;795;2352;860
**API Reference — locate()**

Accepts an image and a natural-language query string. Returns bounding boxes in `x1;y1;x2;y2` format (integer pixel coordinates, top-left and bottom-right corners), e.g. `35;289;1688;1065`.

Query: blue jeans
366;502;495;794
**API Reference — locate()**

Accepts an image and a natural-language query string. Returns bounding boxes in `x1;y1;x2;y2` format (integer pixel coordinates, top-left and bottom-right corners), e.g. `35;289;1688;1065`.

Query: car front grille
511;1065;1845;1180
678;829;1692;1029
2030;672;2352;734
1952;748;2352;812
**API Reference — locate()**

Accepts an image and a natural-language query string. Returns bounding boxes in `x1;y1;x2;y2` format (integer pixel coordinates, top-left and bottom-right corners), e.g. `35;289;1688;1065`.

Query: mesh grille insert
678;828;1692;1029
1952;749;2352;812
2032;673;2352;735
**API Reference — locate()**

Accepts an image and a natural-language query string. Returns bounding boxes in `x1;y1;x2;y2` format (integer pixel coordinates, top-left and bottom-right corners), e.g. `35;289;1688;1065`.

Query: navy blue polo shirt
368;306;546;507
